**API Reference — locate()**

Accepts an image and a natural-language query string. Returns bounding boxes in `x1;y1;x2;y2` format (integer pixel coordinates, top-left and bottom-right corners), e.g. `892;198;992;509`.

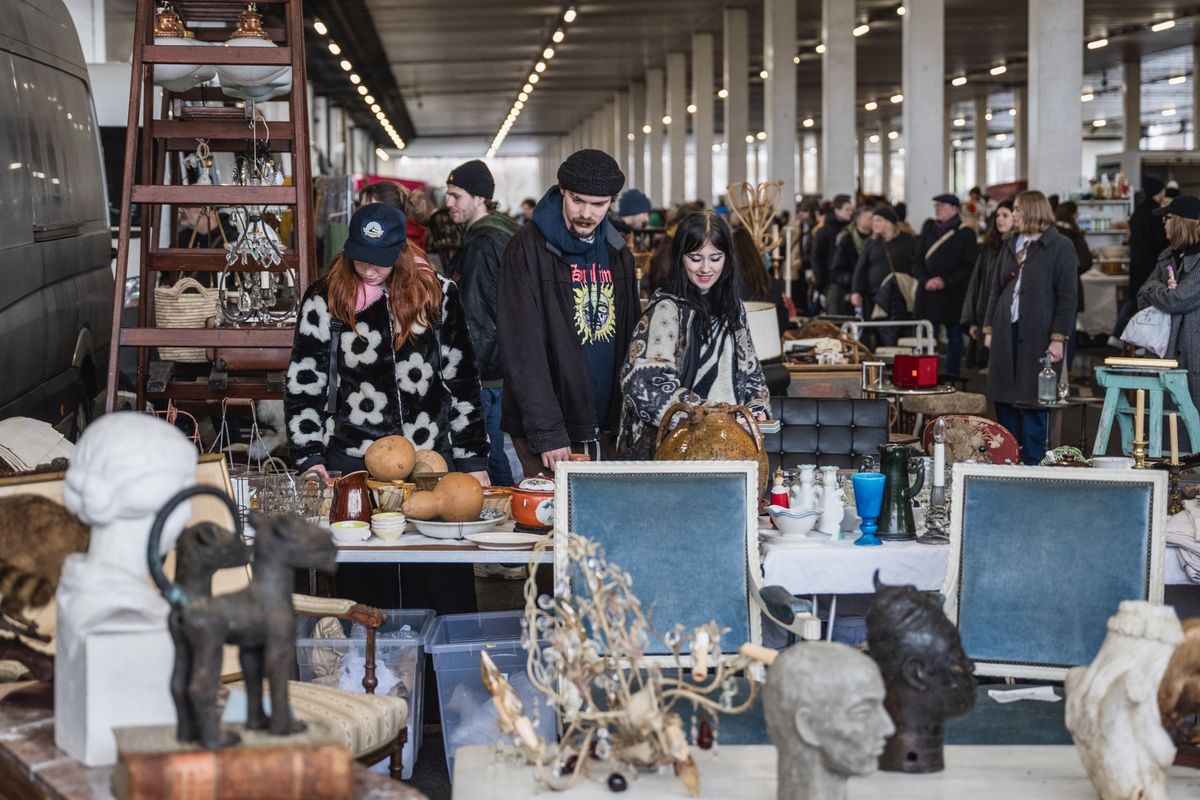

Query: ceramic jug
655;402;769;498
875;444;924;541
330;470;373;523
814;465;844;536
789;465;818;512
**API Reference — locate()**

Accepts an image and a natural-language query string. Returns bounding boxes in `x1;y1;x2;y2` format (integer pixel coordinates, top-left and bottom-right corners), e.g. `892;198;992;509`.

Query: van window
0;55;32;235
15;58;106;230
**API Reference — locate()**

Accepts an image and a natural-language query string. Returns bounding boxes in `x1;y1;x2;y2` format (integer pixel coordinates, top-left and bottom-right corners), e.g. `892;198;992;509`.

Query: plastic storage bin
426;609;557;778
295;608;435;780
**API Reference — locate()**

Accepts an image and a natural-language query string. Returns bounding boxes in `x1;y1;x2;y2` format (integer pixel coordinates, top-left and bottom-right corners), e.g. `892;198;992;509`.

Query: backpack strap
325;320;343;416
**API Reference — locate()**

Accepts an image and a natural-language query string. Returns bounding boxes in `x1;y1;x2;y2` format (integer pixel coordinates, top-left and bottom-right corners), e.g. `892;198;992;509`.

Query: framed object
553;460;762;657
944;463;1167;680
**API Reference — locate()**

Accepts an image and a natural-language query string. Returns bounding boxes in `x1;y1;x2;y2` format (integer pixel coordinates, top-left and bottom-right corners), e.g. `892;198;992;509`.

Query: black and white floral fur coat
285;274;489;473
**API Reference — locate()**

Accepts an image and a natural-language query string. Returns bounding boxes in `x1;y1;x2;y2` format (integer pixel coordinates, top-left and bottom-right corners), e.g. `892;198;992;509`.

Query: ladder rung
146;251;301;271
152;119;295;143
131;185;297;205
120;327;295;348
145;378;282;402
142;45;291;66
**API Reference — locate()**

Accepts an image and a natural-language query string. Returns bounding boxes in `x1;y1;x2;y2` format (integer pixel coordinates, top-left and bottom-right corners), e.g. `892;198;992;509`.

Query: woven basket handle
165;276;210;297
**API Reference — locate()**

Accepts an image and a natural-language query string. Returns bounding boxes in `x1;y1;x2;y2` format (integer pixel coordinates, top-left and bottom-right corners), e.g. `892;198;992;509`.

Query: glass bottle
1038;352;1058;405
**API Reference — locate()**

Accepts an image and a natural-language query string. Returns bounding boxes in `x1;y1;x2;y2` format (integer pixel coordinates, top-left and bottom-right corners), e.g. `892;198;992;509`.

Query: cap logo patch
362;220;385;239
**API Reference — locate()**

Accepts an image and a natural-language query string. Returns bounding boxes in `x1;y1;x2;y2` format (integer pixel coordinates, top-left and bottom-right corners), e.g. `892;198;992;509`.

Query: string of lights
311;17;405;151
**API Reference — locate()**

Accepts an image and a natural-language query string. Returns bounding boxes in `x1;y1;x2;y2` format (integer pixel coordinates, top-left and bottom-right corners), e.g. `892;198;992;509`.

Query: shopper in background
913;193;979;379
498;149;638;475
983;190;1078;465
733;225;788;334
827;206;875;316
1117;177;1170;340
612;188;653;234
444;159;522;486
961;199;1014;367
358;180;431;253
618;211;769;459
850;205;917;345
286;202;489;610
794;198;820;312
1137;196;1200;404
811;194;853;305
519;197;536;223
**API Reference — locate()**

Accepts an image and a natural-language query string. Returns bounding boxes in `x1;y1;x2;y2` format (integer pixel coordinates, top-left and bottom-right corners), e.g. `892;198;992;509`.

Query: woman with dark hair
286;202;490;609
733;225;788;334
617;211;770;459
961;200;1014;365
849;205;917;345
983;190;1078;464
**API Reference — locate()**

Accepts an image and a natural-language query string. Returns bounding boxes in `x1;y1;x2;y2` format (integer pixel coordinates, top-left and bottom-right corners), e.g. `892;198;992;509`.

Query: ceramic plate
464;531;548;550
412;517;504;540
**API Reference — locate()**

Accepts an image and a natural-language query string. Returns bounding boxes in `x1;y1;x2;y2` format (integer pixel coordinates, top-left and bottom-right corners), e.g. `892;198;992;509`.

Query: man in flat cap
913;193;979;378
445;159;522;485
498;149;637;474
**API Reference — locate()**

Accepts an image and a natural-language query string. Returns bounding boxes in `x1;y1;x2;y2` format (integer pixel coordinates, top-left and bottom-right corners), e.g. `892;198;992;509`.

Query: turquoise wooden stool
1092;366;1200;457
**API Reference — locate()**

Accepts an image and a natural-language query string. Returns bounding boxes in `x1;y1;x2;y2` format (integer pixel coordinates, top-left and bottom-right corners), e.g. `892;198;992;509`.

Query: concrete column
764;0;797;206
604;102;618;155
1123;56;1141;152
646;67;665;206
63;0;105;63
1014;87;1029;181
797;132;806;196
902;0;944;209
724;7;749;191
973;94;989;188
1194;46;1200;151
856;124;866;191
630;82;647;192
1028;0;1083;195
880;122;892;199
692;32;715;205
814;139;823;194
614;91;630;181
821;0;856;197
666;51;688;205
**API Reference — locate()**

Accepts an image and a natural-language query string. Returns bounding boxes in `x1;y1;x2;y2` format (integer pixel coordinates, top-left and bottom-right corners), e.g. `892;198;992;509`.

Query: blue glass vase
852;472;886;547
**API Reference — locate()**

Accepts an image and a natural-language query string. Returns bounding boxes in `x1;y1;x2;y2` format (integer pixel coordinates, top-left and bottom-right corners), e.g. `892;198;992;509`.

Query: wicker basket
154;277;218;362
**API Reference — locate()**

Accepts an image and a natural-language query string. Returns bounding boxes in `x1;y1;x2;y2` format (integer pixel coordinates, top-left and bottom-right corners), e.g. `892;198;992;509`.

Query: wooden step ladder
104;0;314;412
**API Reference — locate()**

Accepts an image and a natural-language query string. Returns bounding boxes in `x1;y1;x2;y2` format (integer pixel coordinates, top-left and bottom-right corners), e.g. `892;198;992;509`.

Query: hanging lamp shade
744;301;783;360
152;6;202;92
219;4;290;88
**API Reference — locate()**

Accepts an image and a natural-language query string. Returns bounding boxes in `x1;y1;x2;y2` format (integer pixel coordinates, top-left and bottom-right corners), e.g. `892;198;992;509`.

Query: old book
1103;356;1179;369
111;723;352;800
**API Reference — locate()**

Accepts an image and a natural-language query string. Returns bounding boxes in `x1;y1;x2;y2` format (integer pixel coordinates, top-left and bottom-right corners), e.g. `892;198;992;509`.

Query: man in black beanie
498;149;638;474
445;159;521;485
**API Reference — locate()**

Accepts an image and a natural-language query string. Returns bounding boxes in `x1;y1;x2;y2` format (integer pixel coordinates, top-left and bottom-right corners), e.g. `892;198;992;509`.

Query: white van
0;0;113;436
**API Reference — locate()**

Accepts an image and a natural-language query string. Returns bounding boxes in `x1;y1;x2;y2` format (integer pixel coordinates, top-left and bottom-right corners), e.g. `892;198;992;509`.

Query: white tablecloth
1077;268;1126;336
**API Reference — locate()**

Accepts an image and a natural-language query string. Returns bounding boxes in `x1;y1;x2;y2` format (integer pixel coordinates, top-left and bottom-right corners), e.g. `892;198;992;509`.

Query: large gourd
402;472;484;522
654;402;769;498
364;436;417;482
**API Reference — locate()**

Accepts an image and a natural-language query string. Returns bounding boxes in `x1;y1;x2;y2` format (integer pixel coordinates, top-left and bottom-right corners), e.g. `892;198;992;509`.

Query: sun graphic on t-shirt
573;283;616;344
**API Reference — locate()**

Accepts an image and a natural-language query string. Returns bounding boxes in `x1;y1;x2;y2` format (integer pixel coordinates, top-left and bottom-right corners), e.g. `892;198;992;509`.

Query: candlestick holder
1131;439;1150;470
1167;462;1185;515
917;482;951;545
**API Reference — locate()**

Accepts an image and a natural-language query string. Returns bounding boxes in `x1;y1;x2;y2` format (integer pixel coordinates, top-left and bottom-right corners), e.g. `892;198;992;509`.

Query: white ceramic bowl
330;520;370;544
765;505;822;537
412;517;503;540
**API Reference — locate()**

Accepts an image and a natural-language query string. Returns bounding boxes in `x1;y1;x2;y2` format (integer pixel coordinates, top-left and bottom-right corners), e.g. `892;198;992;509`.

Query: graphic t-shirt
569;236;617;427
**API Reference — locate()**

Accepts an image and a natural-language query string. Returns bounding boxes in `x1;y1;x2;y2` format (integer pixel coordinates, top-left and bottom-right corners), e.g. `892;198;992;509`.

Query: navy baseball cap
344;202;407;268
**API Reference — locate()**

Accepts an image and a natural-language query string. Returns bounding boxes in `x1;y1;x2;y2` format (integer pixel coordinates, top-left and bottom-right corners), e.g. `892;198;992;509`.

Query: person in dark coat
498;149;639;476
850;206;917;346
1116;177;1170;337
811;194;853;300
827;206;874;316
913;193;979;377
445;159;522;485
983;191;1078;465
1054;201;1094;368
1138;196;1200;406
961;200;1014;368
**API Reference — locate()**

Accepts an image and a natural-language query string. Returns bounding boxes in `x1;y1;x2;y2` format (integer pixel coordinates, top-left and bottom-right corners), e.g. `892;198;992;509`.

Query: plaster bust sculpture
762;642;894;800
58;413;198;636
1066;601;1184;800
865;579;977;773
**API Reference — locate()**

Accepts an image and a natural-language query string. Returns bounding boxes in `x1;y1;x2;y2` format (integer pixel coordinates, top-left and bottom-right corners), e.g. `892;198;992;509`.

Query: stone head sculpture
763;642;894;800
1066;601;1183;800
865;578;976;773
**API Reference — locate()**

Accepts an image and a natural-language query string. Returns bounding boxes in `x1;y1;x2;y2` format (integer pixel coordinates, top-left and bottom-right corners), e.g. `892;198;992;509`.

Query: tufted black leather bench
763;397;890;473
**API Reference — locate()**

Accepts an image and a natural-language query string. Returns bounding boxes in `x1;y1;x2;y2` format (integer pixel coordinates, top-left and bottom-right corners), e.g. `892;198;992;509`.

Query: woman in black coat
961;200;1014;367
983;191;1078;464
850;206;917;346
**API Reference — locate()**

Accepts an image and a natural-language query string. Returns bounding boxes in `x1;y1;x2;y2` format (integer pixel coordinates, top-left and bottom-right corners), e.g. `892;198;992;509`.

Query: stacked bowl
371;512;408;542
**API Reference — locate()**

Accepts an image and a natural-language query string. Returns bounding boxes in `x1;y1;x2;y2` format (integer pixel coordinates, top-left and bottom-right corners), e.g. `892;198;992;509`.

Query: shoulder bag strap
923;226;958;261
325;320;343;415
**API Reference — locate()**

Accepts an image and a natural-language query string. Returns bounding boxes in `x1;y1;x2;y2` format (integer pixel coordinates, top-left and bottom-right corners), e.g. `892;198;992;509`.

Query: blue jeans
481;387;514;486
995;402;1049;465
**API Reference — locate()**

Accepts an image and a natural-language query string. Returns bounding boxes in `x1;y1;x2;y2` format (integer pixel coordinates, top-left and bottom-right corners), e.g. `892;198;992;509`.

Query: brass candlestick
1131;439;1150;469
1167;462;1185;515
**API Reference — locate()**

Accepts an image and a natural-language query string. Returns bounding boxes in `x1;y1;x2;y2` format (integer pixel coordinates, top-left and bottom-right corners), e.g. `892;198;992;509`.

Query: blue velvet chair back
554;462;759;656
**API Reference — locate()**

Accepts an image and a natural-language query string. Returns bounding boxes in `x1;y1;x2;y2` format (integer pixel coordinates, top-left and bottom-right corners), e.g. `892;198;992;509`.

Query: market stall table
451;744;1200;798
334;520;555;564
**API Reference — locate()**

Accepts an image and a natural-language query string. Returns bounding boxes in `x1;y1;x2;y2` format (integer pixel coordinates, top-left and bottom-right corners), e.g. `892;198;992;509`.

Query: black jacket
448;213;520;383
811;213;848;290
831;225;867;291
913;219;978;324
1129;198;1168;295
498;216;638;453
851;232;917;320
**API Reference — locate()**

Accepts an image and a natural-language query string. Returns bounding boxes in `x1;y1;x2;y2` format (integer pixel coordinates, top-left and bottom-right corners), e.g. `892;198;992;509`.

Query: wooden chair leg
388;729;407;780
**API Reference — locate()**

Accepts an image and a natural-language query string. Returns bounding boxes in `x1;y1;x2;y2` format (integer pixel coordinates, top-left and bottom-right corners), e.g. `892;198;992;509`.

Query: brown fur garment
1159;617;1200;741
0;495;89;615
